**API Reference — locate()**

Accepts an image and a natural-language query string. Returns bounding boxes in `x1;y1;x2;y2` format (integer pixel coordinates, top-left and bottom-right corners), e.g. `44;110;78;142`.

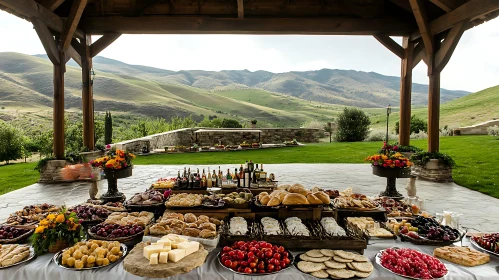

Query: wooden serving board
123;242;208;278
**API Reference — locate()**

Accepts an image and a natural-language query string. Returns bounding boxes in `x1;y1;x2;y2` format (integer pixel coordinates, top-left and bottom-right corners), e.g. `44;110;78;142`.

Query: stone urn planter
425;159;440;170
401;152;414;159
372;166;412;200
101;167;132;202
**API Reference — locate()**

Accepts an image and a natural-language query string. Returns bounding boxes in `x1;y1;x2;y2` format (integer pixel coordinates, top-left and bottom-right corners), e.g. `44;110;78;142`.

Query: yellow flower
35;226;46;234
47;214;56;221
381;155;388;160
69;217;75;222
56;214;65;223
40;219;49;226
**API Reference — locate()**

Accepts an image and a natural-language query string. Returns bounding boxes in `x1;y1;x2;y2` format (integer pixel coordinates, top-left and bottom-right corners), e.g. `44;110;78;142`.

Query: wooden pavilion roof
1;0;498;38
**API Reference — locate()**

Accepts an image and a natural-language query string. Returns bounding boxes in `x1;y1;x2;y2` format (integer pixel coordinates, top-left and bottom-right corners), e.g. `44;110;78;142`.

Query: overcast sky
1;10;498;92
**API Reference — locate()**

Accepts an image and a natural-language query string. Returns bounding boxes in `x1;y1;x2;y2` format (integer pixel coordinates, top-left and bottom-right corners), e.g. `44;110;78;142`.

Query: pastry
333;256;353;263
320;249;335;257
182;228;201;237
327;268;355;279
198;222;216;231
282;193;309;205
209;218;222;226
260;195;271;205
354;270;372;278
197;215;210;223
351;261;374;273
229;217;248;235
285;217;310;236
261;217;282;235
313;192;331;204
288;185;310;197
199;229;216;239
306;194;323;205
321;217;347;236
334;250;358;260
267;197;281;206
434;246;490;267
184;213;197;223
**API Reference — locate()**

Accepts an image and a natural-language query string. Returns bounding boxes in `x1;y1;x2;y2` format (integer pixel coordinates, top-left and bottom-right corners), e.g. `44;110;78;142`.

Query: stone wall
115;128;321;153
456;119;499;135
412;166;453;183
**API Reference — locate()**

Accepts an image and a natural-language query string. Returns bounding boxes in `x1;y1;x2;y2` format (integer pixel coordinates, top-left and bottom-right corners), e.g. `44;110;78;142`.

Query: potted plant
190;143;199;152
410;151;456;170
250;119;258;128
91;149;135;201
32;208;83;255
386;143;423;159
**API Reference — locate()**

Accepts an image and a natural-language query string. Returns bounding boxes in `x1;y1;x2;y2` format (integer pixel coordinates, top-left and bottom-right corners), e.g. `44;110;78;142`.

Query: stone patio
0;164;496;232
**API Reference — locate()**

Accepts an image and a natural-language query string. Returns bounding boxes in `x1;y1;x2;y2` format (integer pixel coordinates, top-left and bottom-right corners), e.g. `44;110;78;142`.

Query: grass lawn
1;136;498;198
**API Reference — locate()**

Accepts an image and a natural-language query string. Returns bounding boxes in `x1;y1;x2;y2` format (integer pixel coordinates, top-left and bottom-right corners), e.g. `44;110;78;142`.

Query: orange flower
56;214;65;223
35;226;46;234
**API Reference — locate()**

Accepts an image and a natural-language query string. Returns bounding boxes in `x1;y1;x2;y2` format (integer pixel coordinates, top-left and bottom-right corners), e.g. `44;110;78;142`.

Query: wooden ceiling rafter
427;0;464;12
31;17;60;65
134;0;158;16
237;0;244;19
410;0;434;72
89;33;121;57
434;20;467;72
373;34;404;59
39;0;66;11
412;39;428;68
61;0;87;51
66;44;82;66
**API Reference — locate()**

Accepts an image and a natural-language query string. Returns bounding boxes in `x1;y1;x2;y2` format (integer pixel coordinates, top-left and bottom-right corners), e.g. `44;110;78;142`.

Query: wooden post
82;34;95;150
398;37;414;146
53;49;66;159
428;70;440;152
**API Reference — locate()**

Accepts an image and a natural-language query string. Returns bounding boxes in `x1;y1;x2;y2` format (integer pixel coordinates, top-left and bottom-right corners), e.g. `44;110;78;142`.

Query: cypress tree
105;111;113;144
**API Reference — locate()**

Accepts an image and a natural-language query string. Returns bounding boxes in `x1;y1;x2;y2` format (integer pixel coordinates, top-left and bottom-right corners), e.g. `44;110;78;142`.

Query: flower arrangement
32;208;83;255
366;142;412;168
90;149;135;171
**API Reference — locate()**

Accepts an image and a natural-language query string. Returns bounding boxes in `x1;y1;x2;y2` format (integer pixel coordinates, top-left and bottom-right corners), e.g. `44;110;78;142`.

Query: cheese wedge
149;253;159;265
143;244;163;260
168;249;186;263
159;252;168;264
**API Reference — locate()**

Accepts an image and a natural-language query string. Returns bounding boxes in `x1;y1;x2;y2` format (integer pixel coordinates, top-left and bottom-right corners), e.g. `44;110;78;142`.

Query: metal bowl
0;245;36;269
218;249;294;276
375;247;449;280
470;236;499;258
52;243;128;270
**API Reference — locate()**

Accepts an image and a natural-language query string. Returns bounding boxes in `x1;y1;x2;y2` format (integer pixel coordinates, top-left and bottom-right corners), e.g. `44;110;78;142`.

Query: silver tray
470;236;499;257
0;245;36;269
218;249;294;276
52;243;128;270
375;247;449;280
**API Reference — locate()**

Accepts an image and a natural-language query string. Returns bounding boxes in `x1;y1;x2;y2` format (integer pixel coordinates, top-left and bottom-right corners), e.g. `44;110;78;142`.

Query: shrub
395;115;427;135
440;126;454;136
366;129;397;142
410;131;428;139
334;108;371;142
0;122;24;163
105;111;113;145
410;151;456;167
221;118;243;128
488;125;499;136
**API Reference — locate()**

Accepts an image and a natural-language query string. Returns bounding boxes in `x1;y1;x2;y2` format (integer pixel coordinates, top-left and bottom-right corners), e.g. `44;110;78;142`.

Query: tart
434;246;489;267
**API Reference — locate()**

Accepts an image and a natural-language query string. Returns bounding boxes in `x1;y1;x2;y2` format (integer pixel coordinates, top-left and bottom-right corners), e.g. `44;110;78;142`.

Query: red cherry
265;251;273;258
223;246;232;252
272;245;278;251
221;256;230;263
249;246;256;252
257;263;265;270
282;251;289;258
280;261;286;268
283;258;291;265
257;252;265;259
249;262;257;268
230;261;238;270
258;269;266;273
248;256;257;263
237;241;245;247
237;251;245;260
237;267;244;273
266;243;272;249
254;244;260;250
267;264;275;271
247;252;255;258
229;251;236;257
277;246;285;253
240;261;248;267
275;265;282;271
274;253;281;260
244;267;252;274
224;260;232;267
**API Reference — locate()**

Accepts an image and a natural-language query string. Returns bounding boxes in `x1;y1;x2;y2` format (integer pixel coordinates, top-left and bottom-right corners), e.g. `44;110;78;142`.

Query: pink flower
393;145;399;151
106;144;111;150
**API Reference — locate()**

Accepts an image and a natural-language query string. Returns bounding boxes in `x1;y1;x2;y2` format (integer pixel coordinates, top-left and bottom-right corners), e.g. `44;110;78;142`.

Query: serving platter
375;248;449;280
470;236;499;258
217;249;294;276
0;245;36;269
0;229;34;244
52;243;128;271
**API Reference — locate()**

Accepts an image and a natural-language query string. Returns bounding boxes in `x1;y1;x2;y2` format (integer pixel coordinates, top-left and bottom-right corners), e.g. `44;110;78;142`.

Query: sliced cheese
159;252;168;264
149;253;159;265
168;249;186;263
143;244;164;260
176;241;199;256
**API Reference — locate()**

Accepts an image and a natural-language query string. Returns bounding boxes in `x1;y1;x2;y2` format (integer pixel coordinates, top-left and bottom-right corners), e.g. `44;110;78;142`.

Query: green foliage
34;156;55;173
0;122;24;163
221;118;243;128
251;119;258;124
114;116;197;142
394;115;427;135
32;130;54;157
410;151;456;167
105;111;113;144
395;145;423;153
334;108;371;142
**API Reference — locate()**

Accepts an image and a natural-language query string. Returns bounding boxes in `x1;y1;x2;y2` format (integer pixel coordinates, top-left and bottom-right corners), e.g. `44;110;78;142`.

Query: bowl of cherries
219;240;293;275
0;225;34;243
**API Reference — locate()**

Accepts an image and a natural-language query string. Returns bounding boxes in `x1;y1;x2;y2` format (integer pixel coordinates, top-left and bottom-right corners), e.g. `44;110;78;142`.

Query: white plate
0;245;36;269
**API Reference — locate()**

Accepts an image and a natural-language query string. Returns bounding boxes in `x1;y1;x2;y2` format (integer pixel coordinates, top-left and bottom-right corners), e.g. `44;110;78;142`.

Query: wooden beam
89;33;121;57
53;50;66;159
373;34;404;59
31;17;59;65
61;0;87;51
80;16;416;35
427;71;440;152
428;0;465;12
412;40;428;68
134;0;157;16
410;0;434;65
0;0;84;39
398;37;414;146
237;0;244;19
434;21;467;73
66;44;82;67
39;0;65;11
411;0;499;40
388;0;413;12
81;34;94;150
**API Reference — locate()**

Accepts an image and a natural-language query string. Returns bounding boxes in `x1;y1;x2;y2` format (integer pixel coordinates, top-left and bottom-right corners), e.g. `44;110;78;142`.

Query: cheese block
168;249;186;263
161;246;172;252
143;244;163;260
156;239;172;247
177;241;200;256
159;252;168;264
149;253;159;265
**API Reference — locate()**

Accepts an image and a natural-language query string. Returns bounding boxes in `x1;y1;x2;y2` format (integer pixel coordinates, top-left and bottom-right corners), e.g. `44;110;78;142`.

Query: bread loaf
282;193;309;205
267;197;281;206
260;195;271;205
307;194;323;205
314;192;331;204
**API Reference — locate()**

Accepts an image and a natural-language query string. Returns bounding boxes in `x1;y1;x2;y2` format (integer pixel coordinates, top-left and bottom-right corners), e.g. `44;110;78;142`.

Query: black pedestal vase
101;167;132;203
372;166;411;200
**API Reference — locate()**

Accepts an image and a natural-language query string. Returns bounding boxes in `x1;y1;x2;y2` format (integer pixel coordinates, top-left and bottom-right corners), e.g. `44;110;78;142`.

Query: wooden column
53;49;66;159
398;37;414;146
427;67;441;152
82;34;95;150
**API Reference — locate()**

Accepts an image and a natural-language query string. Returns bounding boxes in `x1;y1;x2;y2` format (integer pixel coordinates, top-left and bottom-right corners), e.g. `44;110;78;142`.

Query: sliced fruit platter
53;240;126;270
218;240;293;275
470;233;499;257
393;216;462;245
295;249;373;279
376;247;448;279
0;226;34;244
0;244;36;269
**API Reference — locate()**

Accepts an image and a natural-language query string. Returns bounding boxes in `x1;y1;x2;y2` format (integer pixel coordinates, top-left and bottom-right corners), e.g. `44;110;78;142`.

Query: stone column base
412;166;453;183
39;160;69;183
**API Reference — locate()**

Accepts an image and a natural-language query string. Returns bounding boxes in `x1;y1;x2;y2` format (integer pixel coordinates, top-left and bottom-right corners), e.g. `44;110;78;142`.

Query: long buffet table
2;238;498;280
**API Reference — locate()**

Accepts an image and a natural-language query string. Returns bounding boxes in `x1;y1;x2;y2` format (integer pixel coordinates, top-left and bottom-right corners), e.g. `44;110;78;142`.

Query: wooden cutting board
123;242;208;278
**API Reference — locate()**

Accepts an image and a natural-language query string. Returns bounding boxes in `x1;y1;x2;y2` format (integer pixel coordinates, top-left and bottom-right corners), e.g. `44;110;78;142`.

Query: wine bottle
207;168;212;188
260;164;267;181
176;171;181;189
239;167;244;187
244;165;251;188
227;169;232;180
182;167;188;189
202;169;207;188
194;168;201;188
189;168;194;189
234;168;239;187
253;164;259;184
212;169;217;188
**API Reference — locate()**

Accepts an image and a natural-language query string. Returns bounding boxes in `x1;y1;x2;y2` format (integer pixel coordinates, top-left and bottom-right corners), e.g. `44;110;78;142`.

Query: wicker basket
48;240;69;253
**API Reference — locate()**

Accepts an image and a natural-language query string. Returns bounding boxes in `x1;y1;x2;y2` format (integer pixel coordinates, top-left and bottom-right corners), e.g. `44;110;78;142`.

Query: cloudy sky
0;10;498;92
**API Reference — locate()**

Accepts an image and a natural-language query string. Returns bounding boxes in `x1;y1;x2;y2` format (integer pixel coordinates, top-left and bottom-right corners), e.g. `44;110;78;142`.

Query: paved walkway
1;164;497;232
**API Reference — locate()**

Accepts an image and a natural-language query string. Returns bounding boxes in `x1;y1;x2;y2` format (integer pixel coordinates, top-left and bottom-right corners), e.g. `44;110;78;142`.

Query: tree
0;122;24;164
334;108;371;142
394;115;428;135
221;118;243;128
105;111;113;144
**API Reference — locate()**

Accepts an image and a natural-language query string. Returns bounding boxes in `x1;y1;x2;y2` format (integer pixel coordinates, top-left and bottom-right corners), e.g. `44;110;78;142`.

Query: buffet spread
1;164;498;280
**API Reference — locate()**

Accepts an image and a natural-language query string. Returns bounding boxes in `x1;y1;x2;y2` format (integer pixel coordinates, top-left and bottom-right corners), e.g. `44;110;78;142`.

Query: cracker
334;250;358;260
306;256;331;263
324;260;347;269
297;261;326;273
351;261;374;273
351;254;368;262
320;249;335;257
354;270;372;278
311;270;329;279
333;256;353;263
346;262;354;270
328;269;355;279
300;254;311;261
306;249;324;258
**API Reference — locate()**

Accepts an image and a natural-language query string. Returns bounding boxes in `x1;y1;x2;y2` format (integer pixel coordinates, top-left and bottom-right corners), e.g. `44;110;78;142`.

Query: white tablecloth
1;238;498;279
